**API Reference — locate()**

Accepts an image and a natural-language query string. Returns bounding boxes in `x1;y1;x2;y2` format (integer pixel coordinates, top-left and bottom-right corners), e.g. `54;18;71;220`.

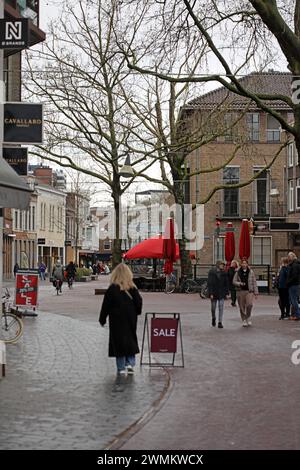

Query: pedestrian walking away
286;252;300;321
227;260;239;307
52;260;64;293
233;258;258;327
13;262;19;277
207;260;229;328
277;257;290;320
99;263;143;375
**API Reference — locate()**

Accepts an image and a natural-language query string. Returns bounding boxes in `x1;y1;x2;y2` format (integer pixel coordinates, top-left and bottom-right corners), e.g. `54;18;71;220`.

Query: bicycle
67;275;74;289
53;278;62;295
179;278;209;298
1;288;24;344
165;274;176;294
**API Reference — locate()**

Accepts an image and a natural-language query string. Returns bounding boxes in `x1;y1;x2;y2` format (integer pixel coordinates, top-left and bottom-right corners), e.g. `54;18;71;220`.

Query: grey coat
233;269;258;295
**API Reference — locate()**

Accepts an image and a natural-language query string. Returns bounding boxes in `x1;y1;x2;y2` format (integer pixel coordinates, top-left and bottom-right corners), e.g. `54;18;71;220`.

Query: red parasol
162;218;177;274
123;235;180;260
239;219;250;260
224;222;235;269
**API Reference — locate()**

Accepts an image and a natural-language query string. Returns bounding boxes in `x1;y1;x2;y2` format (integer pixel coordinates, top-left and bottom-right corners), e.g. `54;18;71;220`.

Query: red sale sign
151;318;178;353
15;271;39;307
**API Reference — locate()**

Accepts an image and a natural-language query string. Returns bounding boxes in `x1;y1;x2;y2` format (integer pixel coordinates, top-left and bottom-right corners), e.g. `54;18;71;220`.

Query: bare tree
24;0;156;266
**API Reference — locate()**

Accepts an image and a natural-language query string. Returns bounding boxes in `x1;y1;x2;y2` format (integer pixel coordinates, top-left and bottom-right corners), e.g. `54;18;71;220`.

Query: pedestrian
39;261;46;281
52;260;64;293
227;260;239;306
207;260;229;328
99;263;143;375
233;258;258;327
13;262;19;277
286;251;300;321
277;257;290;320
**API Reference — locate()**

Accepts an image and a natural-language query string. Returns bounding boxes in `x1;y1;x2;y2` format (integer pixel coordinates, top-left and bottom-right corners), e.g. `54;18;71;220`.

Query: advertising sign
15;270;39;308
0;19;29;49
4;103;43;144
150;317;178;353
3;147;28;175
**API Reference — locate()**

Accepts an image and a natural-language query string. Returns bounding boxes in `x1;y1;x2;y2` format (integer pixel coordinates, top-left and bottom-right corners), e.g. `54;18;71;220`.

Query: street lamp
119;155;135;179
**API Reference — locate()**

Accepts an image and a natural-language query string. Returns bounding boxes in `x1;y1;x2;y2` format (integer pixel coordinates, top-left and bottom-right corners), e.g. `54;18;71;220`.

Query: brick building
183;71;292;270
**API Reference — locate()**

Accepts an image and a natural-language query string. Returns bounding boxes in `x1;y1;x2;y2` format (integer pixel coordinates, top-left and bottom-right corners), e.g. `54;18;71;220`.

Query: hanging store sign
0;19;29;49
3;147;28;175
3;103;43;144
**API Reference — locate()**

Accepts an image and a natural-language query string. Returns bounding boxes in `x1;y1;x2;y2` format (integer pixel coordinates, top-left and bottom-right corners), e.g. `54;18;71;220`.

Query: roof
0;157;32;209
186;71;292;111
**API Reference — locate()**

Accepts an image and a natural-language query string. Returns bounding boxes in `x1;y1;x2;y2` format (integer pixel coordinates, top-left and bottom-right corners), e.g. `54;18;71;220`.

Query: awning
0;156;32;210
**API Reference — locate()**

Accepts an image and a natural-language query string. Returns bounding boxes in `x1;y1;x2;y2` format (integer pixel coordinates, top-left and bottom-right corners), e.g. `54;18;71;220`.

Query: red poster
151;318;178;353
15;271;39;307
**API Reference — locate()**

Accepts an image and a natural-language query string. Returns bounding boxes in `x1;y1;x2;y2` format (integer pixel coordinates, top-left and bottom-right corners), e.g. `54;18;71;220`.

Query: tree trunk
112;190;122;267
173;179;192;280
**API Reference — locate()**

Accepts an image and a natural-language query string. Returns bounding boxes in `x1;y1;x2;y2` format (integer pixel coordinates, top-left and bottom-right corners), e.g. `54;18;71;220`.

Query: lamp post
118;155;135;259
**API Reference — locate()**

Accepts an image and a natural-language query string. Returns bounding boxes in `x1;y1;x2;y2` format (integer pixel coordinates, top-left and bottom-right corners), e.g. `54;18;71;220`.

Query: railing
217;201;287;219
192;264;272;293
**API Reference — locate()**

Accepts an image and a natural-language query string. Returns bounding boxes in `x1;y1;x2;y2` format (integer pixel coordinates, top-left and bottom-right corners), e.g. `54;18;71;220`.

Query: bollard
0;340;6;377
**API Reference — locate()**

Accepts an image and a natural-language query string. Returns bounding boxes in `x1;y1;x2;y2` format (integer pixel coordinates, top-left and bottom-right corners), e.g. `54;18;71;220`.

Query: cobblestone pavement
2;280;300;450
0;280;167;450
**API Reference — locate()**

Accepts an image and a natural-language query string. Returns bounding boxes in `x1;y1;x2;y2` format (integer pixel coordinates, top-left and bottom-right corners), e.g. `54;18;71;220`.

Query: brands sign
3;103;43;144
150;318;178;353
0;19;29;49
15;270;39;308
3;147;28;175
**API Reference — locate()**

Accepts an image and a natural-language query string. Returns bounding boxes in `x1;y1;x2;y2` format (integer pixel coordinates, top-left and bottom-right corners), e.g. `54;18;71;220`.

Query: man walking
207;260;229;328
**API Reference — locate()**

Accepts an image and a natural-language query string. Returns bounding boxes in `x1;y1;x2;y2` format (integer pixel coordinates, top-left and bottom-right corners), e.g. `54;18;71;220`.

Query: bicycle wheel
184;280;198;293
199;281;208;299
0;313;24;343
165;279;176;294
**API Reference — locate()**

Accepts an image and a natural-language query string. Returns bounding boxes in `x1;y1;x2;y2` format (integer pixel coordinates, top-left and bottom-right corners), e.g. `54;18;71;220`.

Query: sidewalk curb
105;366;172;450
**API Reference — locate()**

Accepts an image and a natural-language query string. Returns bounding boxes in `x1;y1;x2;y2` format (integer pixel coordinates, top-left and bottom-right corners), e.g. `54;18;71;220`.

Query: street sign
151;317;178;353
3;147;27;175
0;19;29;49
65;240;72;246
4;103;43;144
15;270;39;308
270;221;300;231
38;238;45;245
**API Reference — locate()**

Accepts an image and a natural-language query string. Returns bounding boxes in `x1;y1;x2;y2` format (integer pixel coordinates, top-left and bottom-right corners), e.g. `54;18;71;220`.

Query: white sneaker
127;365;134;374
247;320;252;326
117;370;126;375
242;320;248;327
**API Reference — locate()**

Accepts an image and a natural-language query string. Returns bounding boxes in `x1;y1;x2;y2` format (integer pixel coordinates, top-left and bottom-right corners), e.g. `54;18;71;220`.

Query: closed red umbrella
123;236;180;260
163;218;177;274
225;222;235;269
239;219;250;260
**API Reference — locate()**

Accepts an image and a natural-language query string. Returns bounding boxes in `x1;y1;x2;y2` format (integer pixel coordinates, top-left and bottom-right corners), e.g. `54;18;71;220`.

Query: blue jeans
116;355;136;372
211;298;225;323
289;285;300;318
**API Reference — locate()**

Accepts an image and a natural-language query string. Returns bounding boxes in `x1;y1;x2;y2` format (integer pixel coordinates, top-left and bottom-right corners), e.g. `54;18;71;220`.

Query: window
104;240;111;250
289;180;294;212
32;206;35;231
214;237;225;263
19;211;23;230
252;237;271;265
224;113;238;142
14;211;18;230
223;167;239;216
288;142;294;167
247;113;260;142
266;115;281;142
297;179;300;210
253;168;269;216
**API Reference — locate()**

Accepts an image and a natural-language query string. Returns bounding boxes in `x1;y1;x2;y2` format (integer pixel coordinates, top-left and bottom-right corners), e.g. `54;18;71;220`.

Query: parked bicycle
179;278;209;298
1;288;23;344
165;273;177;294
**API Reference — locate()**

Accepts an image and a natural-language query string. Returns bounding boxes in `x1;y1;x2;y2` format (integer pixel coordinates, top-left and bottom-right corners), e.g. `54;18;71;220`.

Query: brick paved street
1;279;300;450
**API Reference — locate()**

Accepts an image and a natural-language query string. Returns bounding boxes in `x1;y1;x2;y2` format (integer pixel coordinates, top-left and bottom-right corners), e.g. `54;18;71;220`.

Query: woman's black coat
99;284;143;357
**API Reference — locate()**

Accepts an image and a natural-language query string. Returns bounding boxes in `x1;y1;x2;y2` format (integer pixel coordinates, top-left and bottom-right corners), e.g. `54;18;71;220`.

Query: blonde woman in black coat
99;263;143;375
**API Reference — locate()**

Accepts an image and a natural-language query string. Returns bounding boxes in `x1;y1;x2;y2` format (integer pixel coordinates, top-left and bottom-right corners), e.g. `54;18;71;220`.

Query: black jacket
287;260;300;287
99;284;142;357
207;268;229;300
